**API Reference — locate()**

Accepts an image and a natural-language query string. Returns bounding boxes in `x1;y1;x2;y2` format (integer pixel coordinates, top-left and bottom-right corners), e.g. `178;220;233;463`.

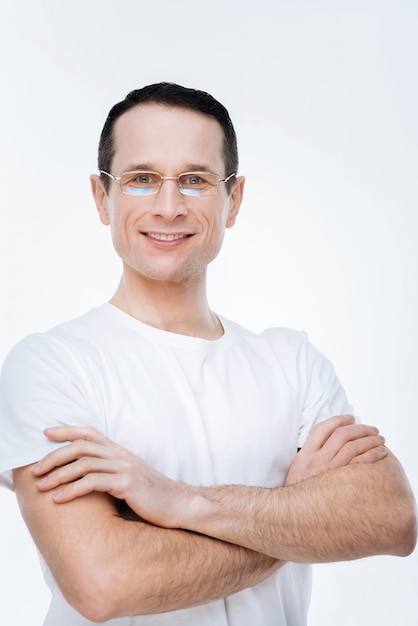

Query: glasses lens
179;172;219;196
121;171;161;195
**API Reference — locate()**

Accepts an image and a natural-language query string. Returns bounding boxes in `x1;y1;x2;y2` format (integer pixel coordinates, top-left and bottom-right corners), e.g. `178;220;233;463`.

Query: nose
150;178;188;220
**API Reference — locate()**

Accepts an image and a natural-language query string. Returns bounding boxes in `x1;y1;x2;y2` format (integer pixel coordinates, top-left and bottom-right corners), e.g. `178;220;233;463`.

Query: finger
329;434;386;468
32;440;112;476
302;415;356;452
349;445;388;466
36;457;116;491
51;472;118;503
321;424;381;460
44;425;107;444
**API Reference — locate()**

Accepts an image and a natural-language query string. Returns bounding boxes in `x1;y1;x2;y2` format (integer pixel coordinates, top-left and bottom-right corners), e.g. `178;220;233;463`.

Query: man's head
91;90;245;287
98;82;238;193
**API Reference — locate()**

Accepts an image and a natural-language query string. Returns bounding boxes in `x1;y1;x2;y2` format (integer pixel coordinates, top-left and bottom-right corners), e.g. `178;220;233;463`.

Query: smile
144;233;191;241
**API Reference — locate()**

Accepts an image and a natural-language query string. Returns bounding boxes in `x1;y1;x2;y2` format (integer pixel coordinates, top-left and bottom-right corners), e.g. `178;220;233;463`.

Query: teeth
146;233;188;241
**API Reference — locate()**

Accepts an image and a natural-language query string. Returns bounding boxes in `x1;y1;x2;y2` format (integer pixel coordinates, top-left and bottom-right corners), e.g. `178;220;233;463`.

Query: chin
135;265;203;286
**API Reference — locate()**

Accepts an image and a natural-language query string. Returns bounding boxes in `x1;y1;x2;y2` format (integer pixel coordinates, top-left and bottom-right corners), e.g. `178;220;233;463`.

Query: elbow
385;487;418;558
62;564;154;622
60;567;127;623
76;606;114;624
393;497;417;557
376;453;418;558
74;600;116;624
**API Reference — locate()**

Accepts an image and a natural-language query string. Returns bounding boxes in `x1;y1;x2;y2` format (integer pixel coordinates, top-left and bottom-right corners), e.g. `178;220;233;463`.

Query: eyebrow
183;163;215;172
121;163;218;174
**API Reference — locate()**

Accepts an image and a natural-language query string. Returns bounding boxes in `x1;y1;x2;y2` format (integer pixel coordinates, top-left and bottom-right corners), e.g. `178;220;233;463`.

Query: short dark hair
98;82;238;193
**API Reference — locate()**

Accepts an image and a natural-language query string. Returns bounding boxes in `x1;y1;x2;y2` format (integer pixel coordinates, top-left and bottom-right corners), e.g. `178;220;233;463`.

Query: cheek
107;208;135;255
202;214;228;258
107;201;137;237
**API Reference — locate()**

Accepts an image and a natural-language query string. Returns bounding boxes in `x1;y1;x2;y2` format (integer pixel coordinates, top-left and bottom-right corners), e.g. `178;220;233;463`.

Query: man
0;83;416;626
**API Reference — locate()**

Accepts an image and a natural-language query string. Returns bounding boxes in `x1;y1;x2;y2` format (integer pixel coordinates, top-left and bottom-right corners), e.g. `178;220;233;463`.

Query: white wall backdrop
0;1;417;624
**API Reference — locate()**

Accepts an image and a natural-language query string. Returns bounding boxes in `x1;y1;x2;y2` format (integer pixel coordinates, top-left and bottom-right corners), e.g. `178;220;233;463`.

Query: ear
90;174;110;225
226;175;245;229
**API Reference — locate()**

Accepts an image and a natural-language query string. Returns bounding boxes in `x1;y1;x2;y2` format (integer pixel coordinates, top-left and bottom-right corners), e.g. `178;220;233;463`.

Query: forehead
112;103;225;173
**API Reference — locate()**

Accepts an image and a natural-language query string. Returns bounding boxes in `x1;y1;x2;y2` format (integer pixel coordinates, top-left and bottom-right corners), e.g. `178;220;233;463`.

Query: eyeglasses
100;170;236;197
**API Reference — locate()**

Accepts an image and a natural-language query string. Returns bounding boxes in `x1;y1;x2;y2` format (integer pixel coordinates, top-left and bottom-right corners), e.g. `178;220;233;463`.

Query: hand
32;426;190;528
285;414;387;486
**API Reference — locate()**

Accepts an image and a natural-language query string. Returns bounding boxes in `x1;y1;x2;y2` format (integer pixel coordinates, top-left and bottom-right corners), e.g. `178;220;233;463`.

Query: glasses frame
100;169;236;197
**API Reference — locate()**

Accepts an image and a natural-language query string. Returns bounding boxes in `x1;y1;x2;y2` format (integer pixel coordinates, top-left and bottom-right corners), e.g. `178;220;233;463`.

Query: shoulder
0;306;116;394
2;305;109;367
220;316;338;384
220;315;310;354
0;307;111;486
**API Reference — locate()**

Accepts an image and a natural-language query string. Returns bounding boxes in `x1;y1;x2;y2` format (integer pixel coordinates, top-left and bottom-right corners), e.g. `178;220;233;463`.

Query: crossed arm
14;473;281;622
14;415;417;622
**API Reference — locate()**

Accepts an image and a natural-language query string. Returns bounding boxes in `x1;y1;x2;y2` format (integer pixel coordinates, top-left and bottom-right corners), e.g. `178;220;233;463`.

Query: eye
122;172;159;186
184;174;204;186
121;171;160;195
179;172;219;196
134;173;154;185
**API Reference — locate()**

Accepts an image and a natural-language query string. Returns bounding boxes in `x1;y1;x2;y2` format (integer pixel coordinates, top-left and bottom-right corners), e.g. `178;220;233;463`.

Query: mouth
143;233;192;242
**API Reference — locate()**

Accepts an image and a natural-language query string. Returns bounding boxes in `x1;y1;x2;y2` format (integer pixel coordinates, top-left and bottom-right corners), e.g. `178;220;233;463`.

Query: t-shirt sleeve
0;333;104;490
297;333;354;448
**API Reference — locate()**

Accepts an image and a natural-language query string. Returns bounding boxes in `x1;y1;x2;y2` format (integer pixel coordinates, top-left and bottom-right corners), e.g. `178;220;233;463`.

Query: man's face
91;104;244;286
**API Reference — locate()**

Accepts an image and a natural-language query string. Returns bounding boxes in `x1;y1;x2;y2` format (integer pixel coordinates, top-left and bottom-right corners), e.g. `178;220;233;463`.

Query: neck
109;269;222;340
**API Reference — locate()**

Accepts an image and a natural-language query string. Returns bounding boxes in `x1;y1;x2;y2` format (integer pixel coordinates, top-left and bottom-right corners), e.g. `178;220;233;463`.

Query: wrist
179;487;218;533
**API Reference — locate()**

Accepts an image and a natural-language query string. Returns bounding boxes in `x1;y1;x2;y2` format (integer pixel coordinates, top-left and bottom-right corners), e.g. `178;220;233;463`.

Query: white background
0;0;417;624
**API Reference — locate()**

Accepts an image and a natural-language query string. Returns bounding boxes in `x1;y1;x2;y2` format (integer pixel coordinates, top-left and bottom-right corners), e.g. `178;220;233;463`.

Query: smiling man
92;101;242;334
0;83;416;626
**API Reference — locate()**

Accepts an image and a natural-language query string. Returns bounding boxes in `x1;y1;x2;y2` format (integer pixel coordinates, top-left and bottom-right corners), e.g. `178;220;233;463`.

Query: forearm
15;466;282;622
179;452;417;563
28;419;416;615
103;511;282;618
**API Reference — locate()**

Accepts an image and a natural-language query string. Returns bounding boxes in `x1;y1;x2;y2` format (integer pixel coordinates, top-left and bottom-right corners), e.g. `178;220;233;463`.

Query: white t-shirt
0;304;353;626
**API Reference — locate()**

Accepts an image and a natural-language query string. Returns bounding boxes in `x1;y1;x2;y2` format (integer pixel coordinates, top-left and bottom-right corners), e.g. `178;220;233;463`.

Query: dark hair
98;82;238;193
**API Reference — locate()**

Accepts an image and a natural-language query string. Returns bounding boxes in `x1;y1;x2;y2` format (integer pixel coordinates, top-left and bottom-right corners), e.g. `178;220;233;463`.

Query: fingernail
36;478;47;486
